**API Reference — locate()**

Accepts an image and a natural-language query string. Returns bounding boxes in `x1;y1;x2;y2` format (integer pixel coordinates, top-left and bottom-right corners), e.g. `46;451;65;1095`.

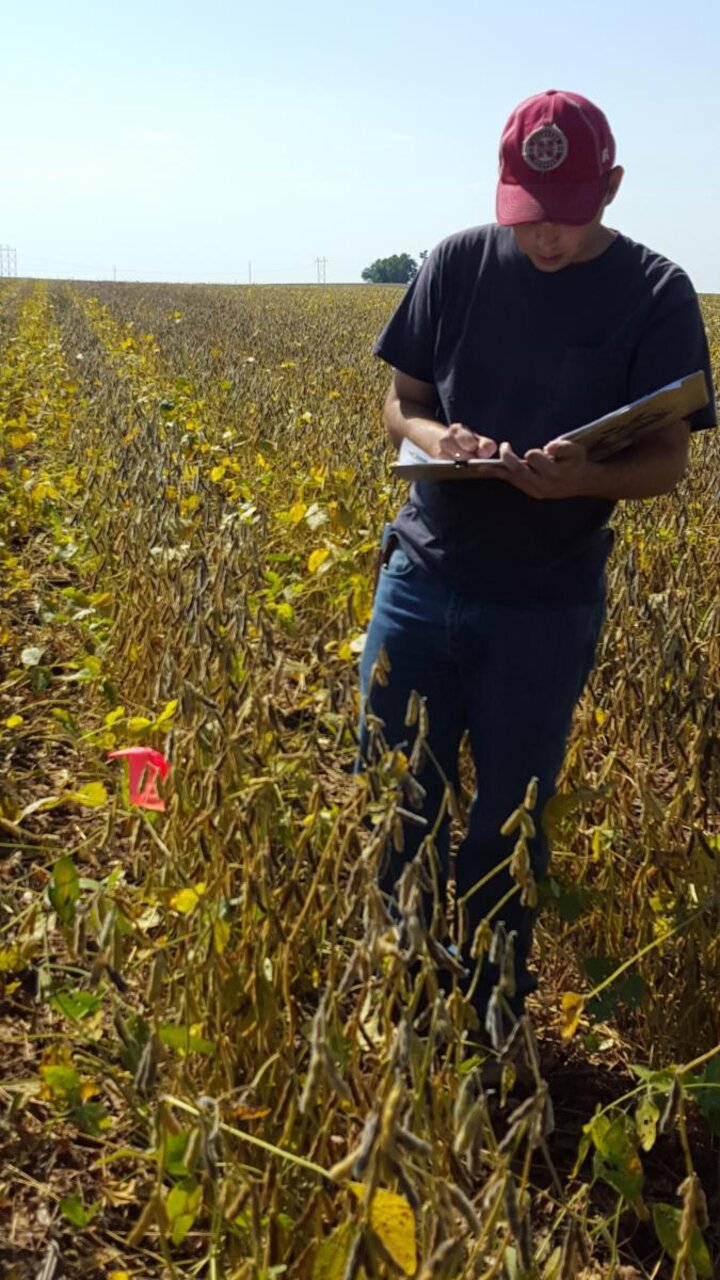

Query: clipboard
563;369;709;461
392;440;508;480
391;370;709;478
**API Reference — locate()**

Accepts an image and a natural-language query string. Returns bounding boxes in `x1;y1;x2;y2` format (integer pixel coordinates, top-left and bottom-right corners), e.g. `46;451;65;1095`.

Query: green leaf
589;1112;645;1205
652;1202;712;1276
72;1101;110;1135
30;665;53;691
311;1222;355;1280
50;989;103;1021
687;1055;720;1135
573;1121;594;1177
48;855;80;924
162;1131;193;1178
158;1024;215;1056
41;1064;81;1102
629;1064;676;1091
60;1194;92;1228
118;1013;150;1073
166;1178;201;1246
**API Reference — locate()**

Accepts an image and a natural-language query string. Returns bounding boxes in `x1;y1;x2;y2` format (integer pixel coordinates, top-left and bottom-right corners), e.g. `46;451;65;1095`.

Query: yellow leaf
213;916;230;955
67;781;108;808
104;706;126;727
0;946;26;973
348;1184;416;1275
308;548;330;573
635;1096;660;1152
109;1272;132;1280
351;576;372;626
391;750;409;777
156;699;178;725
594;707;607;726
4;715;24;729
127;716;153;734
289;500;307;524
169;883;207;915
560;991;585;1041
210;465;226;482
31;479;59;503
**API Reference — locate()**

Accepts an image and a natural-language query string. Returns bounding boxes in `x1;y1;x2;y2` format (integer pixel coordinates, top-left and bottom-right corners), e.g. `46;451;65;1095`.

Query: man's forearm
384;395;443;452
580;423;690;499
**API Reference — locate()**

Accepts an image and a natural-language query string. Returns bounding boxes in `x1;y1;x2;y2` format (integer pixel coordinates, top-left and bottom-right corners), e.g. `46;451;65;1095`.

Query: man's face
511;165;624;272
512;215;609;272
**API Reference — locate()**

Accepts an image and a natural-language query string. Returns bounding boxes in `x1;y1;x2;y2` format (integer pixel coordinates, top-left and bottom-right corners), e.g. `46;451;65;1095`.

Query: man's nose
535;222;559;248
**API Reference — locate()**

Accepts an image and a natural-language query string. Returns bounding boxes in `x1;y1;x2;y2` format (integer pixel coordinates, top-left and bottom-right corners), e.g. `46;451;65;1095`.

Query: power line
13;252;342;284
0;245;17;277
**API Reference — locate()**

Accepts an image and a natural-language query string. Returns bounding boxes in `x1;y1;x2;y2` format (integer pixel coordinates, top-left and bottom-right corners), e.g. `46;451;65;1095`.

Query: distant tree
361;253;418;284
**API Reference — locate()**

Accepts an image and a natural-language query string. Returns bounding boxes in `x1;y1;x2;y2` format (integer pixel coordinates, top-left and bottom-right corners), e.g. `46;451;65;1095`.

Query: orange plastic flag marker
107;747;170;811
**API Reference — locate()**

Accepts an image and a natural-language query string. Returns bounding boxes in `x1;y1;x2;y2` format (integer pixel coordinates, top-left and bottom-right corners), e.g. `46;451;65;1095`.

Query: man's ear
605;165;624;206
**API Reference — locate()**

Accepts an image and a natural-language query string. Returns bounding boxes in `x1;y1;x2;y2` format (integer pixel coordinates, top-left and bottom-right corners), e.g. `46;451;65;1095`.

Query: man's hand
499;438;591;498
498;420;690;500
434;423;498;461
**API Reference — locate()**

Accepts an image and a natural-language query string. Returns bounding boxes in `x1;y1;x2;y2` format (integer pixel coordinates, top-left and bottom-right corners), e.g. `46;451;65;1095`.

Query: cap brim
496;178;606;227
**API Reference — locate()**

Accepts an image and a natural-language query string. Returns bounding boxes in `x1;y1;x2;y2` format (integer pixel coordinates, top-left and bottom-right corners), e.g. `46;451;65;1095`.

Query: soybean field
1;279;719;1278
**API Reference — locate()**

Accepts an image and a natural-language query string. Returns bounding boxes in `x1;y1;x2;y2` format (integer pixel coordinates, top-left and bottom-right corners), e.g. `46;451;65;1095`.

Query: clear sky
3;0;719;290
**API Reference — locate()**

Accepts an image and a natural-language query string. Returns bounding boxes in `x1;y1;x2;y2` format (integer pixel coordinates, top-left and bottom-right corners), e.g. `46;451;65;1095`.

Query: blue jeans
359;536;605;1017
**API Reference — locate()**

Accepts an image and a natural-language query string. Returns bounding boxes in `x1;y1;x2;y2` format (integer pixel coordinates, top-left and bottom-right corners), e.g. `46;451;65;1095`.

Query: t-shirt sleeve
627;295;717;431
372;248;443;383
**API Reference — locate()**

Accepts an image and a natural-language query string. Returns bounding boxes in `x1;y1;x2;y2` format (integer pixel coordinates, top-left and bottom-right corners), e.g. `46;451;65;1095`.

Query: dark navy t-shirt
374;225;716;604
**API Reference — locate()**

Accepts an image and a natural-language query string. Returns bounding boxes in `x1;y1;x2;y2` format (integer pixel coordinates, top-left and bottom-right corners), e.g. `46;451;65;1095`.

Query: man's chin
529;253;567;272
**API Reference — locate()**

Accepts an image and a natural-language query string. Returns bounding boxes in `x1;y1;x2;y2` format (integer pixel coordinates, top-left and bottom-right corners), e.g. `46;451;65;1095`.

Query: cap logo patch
522;124;568;172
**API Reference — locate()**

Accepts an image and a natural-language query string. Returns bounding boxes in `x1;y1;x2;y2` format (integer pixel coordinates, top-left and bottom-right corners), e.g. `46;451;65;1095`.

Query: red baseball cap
496;89;616;226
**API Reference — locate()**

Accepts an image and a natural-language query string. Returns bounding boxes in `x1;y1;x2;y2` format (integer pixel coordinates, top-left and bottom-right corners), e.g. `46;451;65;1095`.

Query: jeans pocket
383;545;416;578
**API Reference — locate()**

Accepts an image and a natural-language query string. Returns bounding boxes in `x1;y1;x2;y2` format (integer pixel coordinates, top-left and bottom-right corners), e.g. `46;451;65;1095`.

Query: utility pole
113;264;117;282
315;256;326;284
0;245;17;277
248;260;252;284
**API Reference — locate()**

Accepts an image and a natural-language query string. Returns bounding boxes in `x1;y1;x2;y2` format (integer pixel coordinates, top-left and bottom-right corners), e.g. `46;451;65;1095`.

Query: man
359;89;716;1033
